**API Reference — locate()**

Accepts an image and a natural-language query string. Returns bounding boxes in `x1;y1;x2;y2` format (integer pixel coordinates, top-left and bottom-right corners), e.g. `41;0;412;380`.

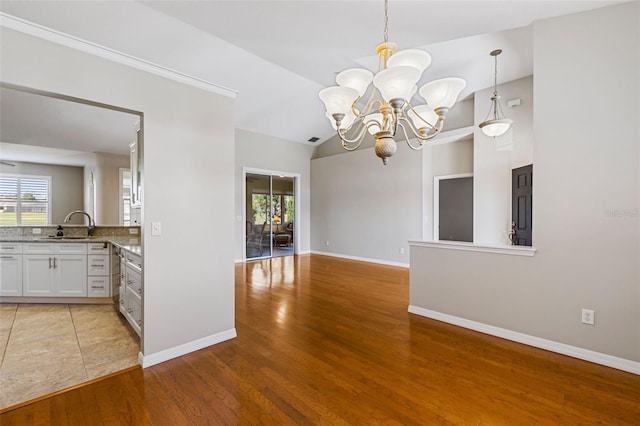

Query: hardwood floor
2;254;639;424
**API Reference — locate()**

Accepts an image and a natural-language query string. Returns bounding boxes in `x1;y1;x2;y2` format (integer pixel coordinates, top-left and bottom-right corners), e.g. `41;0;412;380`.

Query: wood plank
2;254;639;424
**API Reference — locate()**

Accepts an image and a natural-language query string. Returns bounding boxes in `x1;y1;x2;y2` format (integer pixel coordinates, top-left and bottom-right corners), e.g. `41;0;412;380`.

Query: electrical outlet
32;228;41;235
129;228;139;235
399;248;405;254
581;309;595;325
151;222;162;236
325;240;330;247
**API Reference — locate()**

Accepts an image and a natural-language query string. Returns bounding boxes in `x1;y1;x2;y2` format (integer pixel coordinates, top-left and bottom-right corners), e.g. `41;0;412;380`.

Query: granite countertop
0;236;141;256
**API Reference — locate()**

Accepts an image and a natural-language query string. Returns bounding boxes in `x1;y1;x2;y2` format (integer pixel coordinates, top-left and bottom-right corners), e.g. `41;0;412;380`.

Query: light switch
151;222;161;236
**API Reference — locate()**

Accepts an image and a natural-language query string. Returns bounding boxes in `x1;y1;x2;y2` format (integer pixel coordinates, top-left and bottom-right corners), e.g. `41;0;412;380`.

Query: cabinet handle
2;246;15;250
91;264;103;267
91;285;104;289
49;257;52;269
54;257;58;269
0;256;13;259
137;289;142;294
127;308;133;313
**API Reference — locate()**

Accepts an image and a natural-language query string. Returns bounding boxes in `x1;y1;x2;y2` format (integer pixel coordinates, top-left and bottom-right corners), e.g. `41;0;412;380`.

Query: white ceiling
0;0;624;163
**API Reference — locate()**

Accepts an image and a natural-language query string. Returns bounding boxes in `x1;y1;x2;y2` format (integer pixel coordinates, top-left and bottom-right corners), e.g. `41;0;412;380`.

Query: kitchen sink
38;236;89;240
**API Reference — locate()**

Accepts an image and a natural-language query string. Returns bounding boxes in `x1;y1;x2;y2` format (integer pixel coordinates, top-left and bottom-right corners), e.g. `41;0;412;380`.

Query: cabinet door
0;255;23;296
54;255;87;297
23;255;54;296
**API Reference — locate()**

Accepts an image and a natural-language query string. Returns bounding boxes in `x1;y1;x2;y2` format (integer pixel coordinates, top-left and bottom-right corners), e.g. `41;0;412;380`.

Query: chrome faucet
64;210;96;235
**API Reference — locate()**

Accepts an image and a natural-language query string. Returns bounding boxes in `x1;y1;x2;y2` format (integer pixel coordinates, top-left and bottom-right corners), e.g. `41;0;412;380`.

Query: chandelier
478;49;512;137
318;0;466;165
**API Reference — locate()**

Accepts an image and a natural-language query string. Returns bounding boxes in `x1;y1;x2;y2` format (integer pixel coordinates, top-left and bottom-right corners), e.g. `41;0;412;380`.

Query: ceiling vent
308;137;320;143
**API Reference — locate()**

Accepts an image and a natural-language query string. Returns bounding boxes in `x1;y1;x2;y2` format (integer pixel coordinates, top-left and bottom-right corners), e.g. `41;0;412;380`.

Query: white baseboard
140;328;237;368
311;250;409;268
408;305;640;375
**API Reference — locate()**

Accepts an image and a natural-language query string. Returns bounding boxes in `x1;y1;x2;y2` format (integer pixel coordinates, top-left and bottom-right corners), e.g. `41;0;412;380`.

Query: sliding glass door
245;172;295;260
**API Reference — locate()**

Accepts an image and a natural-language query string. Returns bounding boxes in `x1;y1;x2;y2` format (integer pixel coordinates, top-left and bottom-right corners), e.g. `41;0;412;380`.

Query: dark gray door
512;165;533;246
439;177;473;242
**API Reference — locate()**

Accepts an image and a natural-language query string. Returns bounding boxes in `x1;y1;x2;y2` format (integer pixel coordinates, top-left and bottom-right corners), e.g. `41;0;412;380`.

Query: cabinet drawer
88;276;110;297
0;243;22;254
125;251;142;268
55;243;87;255
126;267;142;297
88;242;110;255
88;254;110;276
23;242;55;254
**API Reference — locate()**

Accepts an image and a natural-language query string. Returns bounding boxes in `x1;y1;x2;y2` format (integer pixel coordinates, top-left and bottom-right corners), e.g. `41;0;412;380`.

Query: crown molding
0;13;237;99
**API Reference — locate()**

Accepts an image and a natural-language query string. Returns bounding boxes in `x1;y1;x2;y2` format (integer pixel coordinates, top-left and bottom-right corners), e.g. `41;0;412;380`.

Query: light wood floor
1;254;639;424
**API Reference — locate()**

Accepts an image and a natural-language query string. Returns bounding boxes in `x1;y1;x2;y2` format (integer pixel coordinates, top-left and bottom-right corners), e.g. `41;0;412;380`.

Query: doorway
244;170;297;260
511;164;533;246
434;173;473;242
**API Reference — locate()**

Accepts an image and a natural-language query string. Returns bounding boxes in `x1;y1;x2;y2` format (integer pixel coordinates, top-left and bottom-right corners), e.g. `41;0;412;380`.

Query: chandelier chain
493;53;498;98
383;0;389;43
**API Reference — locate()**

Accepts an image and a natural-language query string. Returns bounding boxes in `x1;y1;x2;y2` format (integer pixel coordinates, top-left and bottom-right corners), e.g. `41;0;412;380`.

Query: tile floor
0;303;140;409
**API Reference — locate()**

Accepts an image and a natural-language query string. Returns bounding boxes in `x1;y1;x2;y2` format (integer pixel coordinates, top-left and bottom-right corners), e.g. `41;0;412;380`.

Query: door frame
433;172;473;242
242;167;301;261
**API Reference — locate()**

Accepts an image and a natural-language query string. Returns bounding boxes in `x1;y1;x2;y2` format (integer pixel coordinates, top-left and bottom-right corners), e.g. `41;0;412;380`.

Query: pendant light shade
336;68;374;97
387;49;432;73
319;86;359;116
373;66;421;102
364;113;384;135
479;118;512;137
419;77;467;110
407;105;439;131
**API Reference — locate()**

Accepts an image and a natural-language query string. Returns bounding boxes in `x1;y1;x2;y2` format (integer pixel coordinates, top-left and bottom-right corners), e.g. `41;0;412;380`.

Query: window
120;169;131;225
0;174;51;225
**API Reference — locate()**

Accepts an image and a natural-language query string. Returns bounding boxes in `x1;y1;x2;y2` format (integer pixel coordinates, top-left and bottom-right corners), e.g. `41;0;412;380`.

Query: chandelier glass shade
318;1;466;165
479;49;512;138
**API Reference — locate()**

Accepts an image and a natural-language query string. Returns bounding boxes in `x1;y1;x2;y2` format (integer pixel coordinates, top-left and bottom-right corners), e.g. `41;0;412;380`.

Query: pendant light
479;49;512;138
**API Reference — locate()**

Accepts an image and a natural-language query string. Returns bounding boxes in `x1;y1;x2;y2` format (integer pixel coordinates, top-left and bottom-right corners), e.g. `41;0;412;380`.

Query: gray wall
1;26;236;361
410;2;640;363
0;160;83;224
311;142;423;265
234;128;314;260
93;152;130;225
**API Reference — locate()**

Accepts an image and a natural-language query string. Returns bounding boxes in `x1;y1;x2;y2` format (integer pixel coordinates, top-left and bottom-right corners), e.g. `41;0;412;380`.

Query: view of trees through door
246;173;295;259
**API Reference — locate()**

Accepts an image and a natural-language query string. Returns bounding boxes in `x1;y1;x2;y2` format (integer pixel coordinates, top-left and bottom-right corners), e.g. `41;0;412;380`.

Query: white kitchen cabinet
22;255;55;296
88;254;110;276
54;255;88;296
129;126;142;207
23;254;87;297
119;248;142;336
22;243;88;297
88;276;110;297
0;243;23;296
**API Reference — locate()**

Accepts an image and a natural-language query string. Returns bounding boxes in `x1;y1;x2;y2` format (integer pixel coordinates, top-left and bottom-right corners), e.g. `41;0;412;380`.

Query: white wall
311;142;423;265
474;76;533;245
410;2;640;365
1;26;237;362
0;160;83;223
234;129;314;260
